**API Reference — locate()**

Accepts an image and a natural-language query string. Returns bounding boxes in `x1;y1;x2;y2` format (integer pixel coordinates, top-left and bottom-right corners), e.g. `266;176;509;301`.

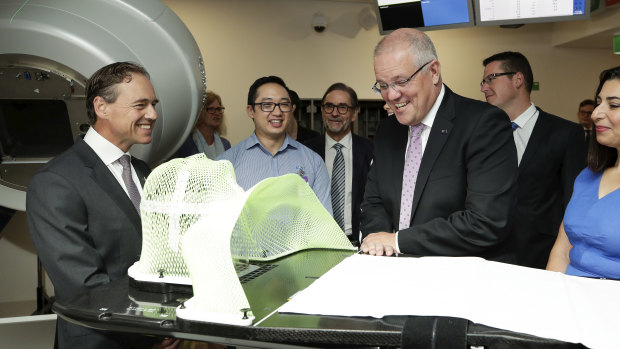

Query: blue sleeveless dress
564;168;620;279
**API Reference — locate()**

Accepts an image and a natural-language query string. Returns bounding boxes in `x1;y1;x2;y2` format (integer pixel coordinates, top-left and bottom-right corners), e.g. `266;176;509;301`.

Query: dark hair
482;51;533;93
86;62;150;125
321;82;359;108
587;66;620;172
579;99;595;109
247;75;290;107
288;89;300;107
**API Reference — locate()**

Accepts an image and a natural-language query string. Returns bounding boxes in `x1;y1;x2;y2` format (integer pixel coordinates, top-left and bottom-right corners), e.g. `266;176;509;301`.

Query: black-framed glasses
322;103;354;114
579;110;593;116
252;101;293;112
480;72;516;87
372;60;432;94
206;107;225;113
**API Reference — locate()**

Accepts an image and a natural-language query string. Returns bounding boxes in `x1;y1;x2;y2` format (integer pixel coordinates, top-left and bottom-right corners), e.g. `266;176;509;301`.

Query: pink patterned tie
399;123;424;230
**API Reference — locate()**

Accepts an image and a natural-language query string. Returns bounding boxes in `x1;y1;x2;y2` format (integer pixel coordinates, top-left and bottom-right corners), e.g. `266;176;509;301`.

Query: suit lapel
410;90;454;218
518;109;546;173
392;121;409;211
131;157;149;187
351;135;362;211
73;139;142;234
319;137;326;159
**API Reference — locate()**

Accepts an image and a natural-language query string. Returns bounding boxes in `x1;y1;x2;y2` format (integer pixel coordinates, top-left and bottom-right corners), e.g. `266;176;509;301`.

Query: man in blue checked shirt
217;76;332;214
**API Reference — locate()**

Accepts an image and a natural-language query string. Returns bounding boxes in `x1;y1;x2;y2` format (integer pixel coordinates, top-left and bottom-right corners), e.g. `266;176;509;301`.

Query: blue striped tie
331;143;345;230
511;122;519;131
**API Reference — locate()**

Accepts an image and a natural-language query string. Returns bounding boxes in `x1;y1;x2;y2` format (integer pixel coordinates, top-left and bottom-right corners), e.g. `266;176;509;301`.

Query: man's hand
360;232;397;256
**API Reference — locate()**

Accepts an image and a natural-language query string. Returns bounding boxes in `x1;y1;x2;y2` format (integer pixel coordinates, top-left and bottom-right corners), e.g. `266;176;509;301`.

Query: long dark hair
587;66;620;172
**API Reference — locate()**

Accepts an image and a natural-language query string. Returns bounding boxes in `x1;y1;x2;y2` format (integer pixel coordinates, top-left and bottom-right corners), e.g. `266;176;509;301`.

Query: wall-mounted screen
475;0;590;26
375;0;475;34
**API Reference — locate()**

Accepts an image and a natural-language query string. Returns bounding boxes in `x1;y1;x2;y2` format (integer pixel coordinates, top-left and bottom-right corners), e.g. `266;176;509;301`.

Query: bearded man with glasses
217;75;332;213
481;51;586;269
306;83;374;246
360;28;518;263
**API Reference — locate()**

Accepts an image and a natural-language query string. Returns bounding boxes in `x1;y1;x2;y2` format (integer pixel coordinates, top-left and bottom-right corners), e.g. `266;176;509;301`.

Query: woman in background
547;66;620;279
172;90;230;159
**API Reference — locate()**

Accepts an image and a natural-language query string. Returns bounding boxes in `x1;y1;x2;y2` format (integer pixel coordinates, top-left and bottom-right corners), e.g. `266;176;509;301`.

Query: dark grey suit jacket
305;133;374;242
513;108;586;268
361;86;518;261
26;137;153;349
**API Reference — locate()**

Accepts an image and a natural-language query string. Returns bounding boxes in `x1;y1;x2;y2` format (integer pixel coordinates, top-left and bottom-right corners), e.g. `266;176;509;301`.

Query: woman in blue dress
171;90;231;160
547;66;620;279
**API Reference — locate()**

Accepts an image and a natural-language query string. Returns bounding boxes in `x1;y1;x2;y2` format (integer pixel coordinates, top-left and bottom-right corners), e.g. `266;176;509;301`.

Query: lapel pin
441;129;448;134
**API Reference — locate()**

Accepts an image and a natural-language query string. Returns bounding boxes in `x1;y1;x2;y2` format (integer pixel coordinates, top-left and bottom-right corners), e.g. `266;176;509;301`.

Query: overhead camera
311;12;328;33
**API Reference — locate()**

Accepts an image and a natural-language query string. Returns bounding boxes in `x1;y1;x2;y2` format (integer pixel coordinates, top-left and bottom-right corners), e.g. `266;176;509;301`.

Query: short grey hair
374;28;438;71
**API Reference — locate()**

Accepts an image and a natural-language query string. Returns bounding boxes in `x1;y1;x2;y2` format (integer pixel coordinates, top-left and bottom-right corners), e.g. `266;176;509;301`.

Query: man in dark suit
577;99;595;145
481;52;586;268
26;62;180;349
360;28;518;260
306;83;374;245
287;89;321;144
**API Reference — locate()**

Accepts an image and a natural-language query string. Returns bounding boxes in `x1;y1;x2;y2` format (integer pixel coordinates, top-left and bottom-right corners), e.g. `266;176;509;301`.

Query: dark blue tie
511;122;519;132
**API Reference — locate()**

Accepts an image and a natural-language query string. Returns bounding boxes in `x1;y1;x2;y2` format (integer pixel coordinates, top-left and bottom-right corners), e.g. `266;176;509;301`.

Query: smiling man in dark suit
360;28;518;260
306;83;374;245
26;62;180;349
481;51;586;268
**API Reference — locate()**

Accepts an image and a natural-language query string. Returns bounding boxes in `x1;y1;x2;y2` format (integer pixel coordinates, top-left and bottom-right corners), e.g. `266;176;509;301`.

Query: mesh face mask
129;153;354;325
129;153;244;285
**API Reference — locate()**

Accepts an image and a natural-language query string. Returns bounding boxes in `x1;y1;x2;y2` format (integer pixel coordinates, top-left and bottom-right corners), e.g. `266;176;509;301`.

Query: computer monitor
375;0;475;35
475;0;590;26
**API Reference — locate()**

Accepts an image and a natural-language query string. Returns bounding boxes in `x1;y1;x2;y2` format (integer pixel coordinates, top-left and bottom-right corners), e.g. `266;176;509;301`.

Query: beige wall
162;0;619;145
2;0;620;307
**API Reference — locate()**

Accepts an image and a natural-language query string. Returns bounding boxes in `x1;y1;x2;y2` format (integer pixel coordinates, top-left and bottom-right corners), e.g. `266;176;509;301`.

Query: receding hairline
374;28;425;56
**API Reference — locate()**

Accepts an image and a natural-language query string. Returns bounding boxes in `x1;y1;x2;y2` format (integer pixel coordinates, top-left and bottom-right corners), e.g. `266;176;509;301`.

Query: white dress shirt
83;127;143;197
325;132;353;236
511;103;539;166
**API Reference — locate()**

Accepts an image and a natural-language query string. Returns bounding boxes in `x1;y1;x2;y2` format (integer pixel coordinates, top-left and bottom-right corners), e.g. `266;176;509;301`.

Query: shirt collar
247;132;298;153
83;127;129;165
418;84;445;129
512;103;537;128
326;131;352;149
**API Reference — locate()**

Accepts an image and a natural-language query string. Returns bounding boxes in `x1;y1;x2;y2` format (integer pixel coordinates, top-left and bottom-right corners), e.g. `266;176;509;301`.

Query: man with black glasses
481;51;586;269
306;83;374;245
217;75;332;213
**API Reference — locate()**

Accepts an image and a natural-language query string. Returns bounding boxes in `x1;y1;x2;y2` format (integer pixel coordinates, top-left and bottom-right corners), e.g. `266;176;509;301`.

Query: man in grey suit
481;52;586;268
361;29;518;259
27;62;180;349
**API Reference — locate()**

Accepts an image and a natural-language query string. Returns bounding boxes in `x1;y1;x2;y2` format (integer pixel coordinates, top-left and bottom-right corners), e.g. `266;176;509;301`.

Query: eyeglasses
252;102;293;112
206;107;225;113
322;103;354;114
372;60;432;94
480;72;516;87
579;110;593;116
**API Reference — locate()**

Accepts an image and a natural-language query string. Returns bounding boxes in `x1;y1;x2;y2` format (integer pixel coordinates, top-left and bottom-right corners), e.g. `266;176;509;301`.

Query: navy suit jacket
361;86;518;261
27;137;154;349
513;108;586;268
306;133;374;242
